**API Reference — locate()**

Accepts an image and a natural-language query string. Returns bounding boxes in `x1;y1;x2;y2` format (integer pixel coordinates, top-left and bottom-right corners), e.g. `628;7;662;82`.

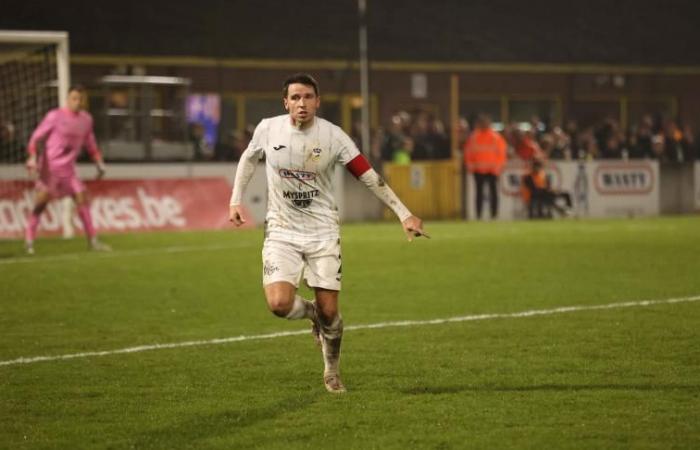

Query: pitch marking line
0;243;248;266
2;294;699;367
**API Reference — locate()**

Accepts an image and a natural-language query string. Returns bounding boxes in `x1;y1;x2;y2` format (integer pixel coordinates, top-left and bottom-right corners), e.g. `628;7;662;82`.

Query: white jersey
245;115;361;242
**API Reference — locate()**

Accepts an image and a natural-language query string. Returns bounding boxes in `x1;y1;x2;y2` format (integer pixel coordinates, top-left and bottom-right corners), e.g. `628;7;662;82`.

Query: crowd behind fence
371;110;699;165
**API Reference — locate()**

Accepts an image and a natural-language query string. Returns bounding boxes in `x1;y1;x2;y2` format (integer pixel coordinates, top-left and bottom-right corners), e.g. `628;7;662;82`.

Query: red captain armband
345;154;372;178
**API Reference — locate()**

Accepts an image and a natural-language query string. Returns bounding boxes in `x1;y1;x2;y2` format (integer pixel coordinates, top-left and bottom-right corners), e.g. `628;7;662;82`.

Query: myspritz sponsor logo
594;164;654;195
283;189;319;208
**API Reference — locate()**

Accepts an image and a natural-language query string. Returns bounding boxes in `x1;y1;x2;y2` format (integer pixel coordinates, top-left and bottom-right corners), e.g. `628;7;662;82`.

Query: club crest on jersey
311;147;322;161
279;168;316;180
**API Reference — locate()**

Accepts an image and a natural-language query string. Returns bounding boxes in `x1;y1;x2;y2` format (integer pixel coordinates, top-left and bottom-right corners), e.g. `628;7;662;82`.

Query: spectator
456;117;470;157
539;133;556;159
380;112;409;161
629;114;654;159
392;136;414;165
189;122;214;160
521;158;572;219
512;127;543;161
549;125;572;160
463;114;507;220
596;117;626;159
425;117;451;159
409;111;432;160
651;133;666;160
681;123;698;160
378;109;450;162
529;115;546;140
576;127;600;160
664;119;695;163
564;119;580;157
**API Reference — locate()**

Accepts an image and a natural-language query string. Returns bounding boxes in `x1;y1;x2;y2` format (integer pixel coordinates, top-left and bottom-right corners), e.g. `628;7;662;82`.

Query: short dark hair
283;73;319;98
68;84;86;94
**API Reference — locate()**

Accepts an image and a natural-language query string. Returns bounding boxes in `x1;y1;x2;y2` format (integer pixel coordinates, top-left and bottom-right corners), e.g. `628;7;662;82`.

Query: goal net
0;30;69;238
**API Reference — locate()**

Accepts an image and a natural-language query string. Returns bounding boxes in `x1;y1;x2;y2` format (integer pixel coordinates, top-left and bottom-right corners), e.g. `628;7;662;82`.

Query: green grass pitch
1;216;699;449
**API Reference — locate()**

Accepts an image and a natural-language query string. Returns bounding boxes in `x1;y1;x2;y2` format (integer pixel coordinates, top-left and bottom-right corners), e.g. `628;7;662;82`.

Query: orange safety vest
463;129;507;175
521;170;548;203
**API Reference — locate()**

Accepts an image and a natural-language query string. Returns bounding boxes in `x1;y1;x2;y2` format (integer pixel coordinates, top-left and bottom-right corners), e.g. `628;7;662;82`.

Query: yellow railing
382;160;462;220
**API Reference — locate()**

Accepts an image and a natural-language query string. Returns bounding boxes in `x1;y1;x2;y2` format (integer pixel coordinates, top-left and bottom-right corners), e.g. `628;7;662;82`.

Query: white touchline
0;243;249;266
1;294;699;367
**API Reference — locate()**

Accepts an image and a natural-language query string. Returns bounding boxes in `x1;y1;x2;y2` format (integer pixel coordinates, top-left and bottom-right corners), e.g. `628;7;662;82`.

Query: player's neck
290;116;315;131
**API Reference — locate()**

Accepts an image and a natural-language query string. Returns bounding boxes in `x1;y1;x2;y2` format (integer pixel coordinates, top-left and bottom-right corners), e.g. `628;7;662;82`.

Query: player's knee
266;294;294;318
317;303;338;324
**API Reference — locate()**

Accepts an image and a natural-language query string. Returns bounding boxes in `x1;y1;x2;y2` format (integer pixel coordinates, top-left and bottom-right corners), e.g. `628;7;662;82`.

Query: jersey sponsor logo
279;168;316;181
273;145;286;151
593;164;654;195
283;189;320;208
311;147;322;161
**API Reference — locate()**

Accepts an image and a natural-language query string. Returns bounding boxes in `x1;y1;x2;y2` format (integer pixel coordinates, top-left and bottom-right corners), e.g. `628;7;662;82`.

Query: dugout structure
95;75;191;161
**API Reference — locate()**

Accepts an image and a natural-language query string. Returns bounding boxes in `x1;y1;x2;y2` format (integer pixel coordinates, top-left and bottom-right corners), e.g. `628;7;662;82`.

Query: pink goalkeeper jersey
28;108;101;177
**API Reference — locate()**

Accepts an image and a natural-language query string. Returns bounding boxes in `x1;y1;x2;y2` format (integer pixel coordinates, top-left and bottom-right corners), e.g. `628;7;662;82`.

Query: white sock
285;295;313;320
321;315;343;374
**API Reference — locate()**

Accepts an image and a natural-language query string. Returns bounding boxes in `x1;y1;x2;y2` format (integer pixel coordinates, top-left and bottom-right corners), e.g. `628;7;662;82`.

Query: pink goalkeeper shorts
35;174;86;198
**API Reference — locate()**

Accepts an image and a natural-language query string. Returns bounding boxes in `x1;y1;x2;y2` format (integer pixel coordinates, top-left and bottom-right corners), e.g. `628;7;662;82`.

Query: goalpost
0;30;71;238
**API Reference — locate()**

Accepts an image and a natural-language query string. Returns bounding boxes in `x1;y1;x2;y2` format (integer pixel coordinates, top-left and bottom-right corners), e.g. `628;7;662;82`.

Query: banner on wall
187;94;221;150
0;178;253;239
466;160;660;220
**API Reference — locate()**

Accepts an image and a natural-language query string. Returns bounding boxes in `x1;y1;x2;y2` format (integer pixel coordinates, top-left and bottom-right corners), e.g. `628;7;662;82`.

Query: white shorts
262;238;342;291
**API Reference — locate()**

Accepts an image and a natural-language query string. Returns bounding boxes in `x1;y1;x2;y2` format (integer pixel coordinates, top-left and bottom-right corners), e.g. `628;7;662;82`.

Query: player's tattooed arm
357;168;411;222
358;169;430;240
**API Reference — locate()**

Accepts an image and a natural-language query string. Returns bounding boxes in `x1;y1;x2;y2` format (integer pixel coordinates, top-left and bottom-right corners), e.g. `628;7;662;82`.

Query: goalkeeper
24;85;110;254
229;73;428;394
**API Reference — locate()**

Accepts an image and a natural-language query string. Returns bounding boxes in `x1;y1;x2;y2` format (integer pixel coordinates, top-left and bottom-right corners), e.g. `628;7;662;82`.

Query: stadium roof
2;0;700;66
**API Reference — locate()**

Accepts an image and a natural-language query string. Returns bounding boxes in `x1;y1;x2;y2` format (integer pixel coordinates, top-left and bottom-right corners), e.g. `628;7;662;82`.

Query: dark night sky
2;0;700;65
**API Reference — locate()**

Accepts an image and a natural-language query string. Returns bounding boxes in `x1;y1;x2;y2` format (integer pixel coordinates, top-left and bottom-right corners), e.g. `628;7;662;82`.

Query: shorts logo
311;147;322;162
279;169;316;181
273;145;286;151
263;261;280;276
